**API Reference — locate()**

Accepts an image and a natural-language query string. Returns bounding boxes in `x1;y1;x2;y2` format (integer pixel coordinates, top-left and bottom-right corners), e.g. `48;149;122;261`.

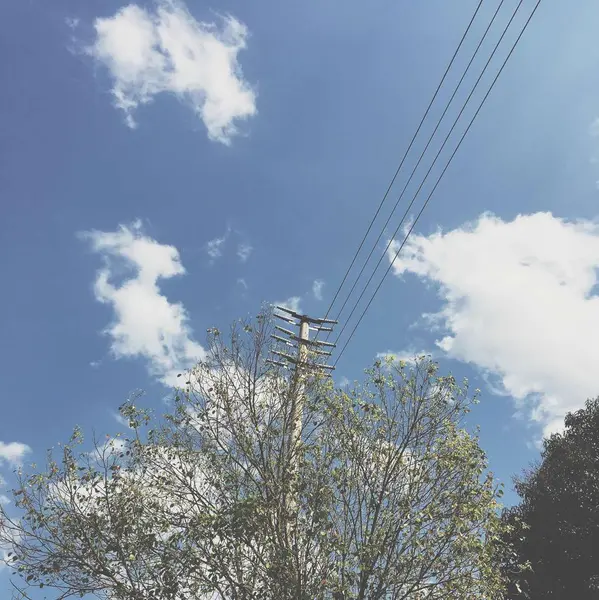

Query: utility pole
267;305;337;523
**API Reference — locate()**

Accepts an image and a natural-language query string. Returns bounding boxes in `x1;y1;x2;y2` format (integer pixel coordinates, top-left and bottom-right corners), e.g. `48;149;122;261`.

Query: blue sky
2;0;599;576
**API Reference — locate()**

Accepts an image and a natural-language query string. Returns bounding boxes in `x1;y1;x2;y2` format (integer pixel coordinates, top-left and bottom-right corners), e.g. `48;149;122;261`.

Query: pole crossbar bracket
272;334;296;347
266;358;289;369
274;306;338;325
280;332;336;348
275;325;295;337
310;348;332;357
309;325;333;333
274;313;297;325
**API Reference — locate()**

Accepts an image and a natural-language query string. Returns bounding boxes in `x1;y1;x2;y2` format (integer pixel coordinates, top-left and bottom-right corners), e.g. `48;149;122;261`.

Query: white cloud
237;277;248;290
237;243;252;263
87;0;256;143
312;279;324;301
81;220;205;386
0;442;31;467
388;212;599;437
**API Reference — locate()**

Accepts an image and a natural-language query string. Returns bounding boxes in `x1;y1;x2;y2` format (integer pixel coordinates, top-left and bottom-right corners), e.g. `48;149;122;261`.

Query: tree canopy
1;313;510;600
501;397;599;599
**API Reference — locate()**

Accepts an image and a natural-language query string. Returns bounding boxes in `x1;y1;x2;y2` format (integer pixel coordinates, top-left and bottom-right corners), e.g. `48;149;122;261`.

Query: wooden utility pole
267;305;337;515
266;306;337;594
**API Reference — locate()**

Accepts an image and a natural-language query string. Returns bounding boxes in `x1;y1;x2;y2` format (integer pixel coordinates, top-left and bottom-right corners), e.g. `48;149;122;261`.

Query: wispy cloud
338;376;350;388
0;441;31;467
0;474;8;505
312;279;324;301
389;211;599;437
205;227;253;264
87;0;256;143
0;488;8;505
111;411;133;429
237;277;248;290
88;437;126;462
590;118;599;189
65;17;80;30
237;243;253;263
376;350;432;365
206;230;229;260
274;297;302;314
81;220;205;386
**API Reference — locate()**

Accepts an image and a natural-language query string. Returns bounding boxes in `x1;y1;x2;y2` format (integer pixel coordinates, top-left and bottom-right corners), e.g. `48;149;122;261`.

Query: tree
501;398;599;599
1;312;510;600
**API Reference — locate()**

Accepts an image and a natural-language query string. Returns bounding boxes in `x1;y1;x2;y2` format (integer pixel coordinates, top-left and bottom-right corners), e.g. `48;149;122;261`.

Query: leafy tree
1;312;510;599
501;398;599;599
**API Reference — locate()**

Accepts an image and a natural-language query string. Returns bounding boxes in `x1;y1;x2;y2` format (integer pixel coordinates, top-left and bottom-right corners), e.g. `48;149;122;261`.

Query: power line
333;0;543;367
317;0;486;328
329;0;506;329
332;0;528;348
